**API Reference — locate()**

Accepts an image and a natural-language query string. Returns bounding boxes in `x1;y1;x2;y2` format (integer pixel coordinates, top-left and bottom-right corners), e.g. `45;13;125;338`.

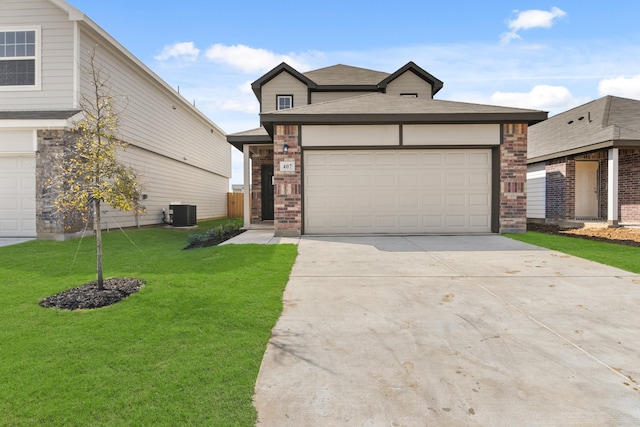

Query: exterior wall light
283;144;289;153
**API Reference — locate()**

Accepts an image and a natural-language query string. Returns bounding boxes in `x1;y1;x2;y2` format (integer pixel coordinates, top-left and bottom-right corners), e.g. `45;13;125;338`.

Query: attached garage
0;154;36;237
304;149;492;234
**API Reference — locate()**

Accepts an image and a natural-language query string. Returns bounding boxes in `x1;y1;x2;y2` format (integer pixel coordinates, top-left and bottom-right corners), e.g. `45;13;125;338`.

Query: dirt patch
528;222;640;247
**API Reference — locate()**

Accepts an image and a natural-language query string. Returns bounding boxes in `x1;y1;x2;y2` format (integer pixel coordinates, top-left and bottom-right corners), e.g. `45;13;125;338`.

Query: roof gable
378;61;444;97
251;63;317;99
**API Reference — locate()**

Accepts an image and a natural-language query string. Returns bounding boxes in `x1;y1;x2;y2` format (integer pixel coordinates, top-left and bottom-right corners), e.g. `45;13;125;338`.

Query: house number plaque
280;161;295;172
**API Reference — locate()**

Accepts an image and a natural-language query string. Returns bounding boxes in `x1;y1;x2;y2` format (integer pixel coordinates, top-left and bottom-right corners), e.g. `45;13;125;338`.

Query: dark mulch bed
183;229;246;250
39;277;145;311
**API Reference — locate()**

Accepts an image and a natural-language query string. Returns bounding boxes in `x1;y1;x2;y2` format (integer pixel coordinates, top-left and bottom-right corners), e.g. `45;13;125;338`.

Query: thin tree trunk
95;198;104;290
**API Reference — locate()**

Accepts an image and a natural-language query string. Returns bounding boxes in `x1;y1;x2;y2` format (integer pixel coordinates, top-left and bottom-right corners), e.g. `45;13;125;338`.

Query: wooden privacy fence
227;192;244;218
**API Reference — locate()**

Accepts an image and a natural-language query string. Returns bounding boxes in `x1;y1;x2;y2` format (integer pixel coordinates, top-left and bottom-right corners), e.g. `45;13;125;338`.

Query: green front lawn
0;219;297;426
507;231;640;273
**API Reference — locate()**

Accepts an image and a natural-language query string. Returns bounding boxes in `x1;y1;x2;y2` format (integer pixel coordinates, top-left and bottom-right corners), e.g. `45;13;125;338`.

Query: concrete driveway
254;235;640;426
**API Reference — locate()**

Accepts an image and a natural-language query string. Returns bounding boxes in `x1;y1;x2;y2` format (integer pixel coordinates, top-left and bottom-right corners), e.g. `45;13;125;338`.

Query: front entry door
261;165;274;221
575;161;599;218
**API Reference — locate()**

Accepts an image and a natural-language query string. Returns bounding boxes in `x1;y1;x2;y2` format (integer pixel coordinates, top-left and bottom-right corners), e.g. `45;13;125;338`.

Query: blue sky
66;1;640;186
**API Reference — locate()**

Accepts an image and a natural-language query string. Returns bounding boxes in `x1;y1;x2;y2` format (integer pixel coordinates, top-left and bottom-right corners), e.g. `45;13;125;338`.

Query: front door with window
575;161;599;218
261;165;274;221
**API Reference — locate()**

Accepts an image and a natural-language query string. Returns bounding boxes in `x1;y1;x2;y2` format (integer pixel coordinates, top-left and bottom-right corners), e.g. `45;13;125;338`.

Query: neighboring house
527;95;640;226
0;0;230;240
228;62;547;236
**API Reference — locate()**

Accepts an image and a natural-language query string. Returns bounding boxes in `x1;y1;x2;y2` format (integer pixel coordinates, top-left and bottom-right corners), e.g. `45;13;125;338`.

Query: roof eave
251;62;317;100
528;138;640;163
260;112;548;126
226;134;273;151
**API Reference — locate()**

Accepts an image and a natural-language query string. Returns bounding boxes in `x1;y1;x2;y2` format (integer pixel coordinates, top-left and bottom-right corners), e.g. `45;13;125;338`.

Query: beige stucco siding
261;72;308;112
100;145;229;228
403;124;500;146
386;71;433;99
311;92;370;104
79;30;231;179
302;125;400;147
0;0;75;109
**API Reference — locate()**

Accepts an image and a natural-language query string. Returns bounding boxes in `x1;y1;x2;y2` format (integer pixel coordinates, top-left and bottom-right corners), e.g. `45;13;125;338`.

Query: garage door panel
353;154;374;165
399;216;420;227
0;154;36;237
304;149;491;234
353;216;372;228
375;175;396;187
353;175;373;187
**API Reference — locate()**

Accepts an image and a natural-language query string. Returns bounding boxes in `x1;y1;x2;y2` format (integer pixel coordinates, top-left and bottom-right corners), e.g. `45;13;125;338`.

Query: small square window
277;95;293;110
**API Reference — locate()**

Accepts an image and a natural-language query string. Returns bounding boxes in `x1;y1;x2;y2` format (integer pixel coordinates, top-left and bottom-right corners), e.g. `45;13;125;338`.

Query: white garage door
0;155;36;237
304;149;492;234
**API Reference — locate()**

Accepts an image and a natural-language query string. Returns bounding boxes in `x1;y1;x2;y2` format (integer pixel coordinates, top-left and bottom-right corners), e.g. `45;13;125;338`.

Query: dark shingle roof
262;93;546;122
0;110;81;120
302;64;390;86
528;96;640;162
226;127;271;151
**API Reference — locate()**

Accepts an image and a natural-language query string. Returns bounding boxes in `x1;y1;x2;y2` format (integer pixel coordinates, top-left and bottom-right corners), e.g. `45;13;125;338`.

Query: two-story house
0;0;231;240
228;62;547;236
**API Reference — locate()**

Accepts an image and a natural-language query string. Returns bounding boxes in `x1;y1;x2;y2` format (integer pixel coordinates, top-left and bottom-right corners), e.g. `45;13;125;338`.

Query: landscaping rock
39;277;145;310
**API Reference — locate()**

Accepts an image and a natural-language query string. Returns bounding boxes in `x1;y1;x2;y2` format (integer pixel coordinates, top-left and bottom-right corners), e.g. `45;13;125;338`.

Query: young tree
53;48;144;290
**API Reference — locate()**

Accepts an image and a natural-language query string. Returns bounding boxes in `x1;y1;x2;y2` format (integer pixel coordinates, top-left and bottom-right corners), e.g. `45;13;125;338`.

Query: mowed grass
508;231;640;273
0;219;297;426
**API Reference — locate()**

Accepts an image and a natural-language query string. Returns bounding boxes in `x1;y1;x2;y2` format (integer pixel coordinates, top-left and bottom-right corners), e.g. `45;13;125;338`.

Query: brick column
273;125;302;237
500;123;528;233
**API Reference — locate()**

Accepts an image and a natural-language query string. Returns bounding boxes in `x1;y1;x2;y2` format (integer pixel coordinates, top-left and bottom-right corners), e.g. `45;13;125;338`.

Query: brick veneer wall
544;157;576;220
545;159;566;219
619;149;640;222
273;125;302;237
36;130;86;239
250;147;273;223
500;123;528;233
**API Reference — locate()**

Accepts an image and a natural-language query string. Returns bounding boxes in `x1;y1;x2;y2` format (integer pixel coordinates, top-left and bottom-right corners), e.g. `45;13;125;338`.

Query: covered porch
227;127;274;229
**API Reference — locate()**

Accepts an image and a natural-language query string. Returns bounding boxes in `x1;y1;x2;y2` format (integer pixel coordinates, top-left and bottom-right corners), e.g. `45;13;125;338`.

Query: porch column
608;148;619;226
243;144;251;228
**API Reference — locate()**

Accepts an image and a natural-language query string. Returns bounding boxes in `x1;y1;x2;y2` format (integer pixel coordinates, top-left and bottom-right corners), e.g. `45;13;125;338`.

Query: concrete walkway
0;238;34;247
254;235;640;426
219;228;299;245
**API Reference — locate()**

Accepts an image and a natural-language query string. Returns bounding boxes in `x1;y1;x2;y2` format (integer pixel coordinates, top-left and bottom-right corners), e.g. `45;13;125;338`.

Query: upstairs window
0;29;38;88
277;95;293;110
400;93;418;98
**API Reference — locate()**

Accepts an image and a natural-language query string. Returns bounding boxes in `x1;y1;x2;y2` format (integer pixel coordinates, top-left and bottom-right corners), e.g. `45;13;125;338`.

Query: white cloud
490;85;580;112
204;44;318;73
598;75;640;99
239;80;254;94
219;99;259;114
501;7;567;44
154;41;200;62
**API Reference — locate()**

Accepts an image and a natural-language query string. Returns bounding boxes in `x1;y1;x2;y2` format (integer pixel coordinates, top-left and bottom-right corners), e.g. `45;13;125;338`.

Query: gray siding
0;0;75;110
78;30;231;179
261;72;308;112
100;145;229;228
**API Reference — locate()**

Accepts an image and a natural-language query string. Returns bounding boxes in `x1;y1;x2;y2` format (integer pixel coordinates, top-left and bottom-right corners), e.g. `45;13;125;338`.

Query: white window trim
0;26;42;92
276;94;293;110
